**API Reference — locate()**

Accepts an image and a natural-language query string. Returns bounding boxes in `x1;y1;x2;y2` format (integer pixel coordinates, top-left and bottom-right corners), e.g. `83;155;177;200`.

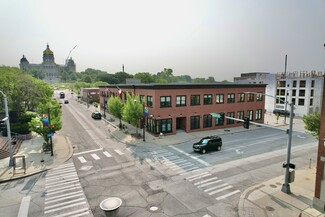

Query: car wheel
217;146;221;151
201;149;206;154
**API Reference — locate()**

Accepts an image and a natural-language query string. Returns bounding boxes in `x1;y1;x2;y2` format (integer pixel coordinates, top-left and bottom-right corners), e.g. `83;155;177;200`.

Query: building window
256;92;263;101
256;109;262;120
227;112;235;124
203;94;212;105
176;95;186;106
238;93;245;102
191;95;200;106
247;110;253;121
310;89;314;97
190;116;200;129
310;98;313;106
160;119;172;133
203;114;212;128
237;111;244;123
247;93;254;102
311;80;315;88
277;81;286;87
140;95;145;103
292;98;296;105
276;97;285;104
293;80;297;87
160;96;171;108
292;89;296;96
299;90;305;97
277;89;285;96
227;93;235;103
300;80;306;88
215;117;224;126
298;98;305;106
147;96;153;107
216;94;224;104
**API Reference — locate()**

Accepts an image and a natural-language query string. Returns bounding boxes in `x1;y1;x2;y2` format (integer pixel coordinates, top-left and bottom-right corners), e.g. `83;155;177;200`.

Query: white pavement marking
167;159;186;165
203;214;211;217
186;172;211;182
45;191;83;202
216;190;241;200
170;145;210;166
91;153;100;160
184;166;199;172
46;186;83;196
164;155;179;160
114;149;124;155
45;198;85;210
194;177;219;185
73;148;103;156
180;168;203;176
45;192;84;204
46;183;82;193
204;183;228;192
78;156;87;163
46;180;80;189
53;207;90;217
46;173;78;182
198;180;223;188
44;201;86;214
207;185;233;195
17;196;31;217
103;151;112;158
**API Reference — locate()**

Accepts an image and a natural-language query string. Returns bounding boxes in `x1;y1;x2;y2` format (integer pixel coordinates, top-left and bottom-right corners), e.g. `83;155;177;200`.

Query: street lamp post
0;91;13;166
245;92;294;194
142;102;145;142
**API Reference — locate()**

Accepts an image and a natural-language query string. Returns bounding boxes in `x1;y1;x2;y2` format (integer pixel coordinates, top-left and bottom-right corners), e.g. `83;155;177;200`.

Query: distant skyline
1;0;325;81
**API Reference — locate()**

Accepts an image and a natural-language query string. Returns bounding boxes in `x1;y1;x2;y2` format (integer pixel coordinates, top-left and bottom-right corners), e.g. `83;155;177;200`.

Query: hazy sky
1;0;325;81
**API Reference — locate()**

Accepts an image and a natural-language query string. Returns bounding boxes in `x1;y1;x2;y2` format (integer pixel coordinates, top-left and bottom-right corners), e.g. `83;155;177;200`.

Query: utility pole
48;108;53;156
0;91;13;166
284;55;288;125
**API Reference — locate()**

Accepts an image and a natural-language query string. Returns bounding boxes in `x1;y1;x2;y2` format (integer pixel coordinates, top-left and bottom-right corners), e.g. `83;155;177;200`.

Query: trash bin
99;197;122;217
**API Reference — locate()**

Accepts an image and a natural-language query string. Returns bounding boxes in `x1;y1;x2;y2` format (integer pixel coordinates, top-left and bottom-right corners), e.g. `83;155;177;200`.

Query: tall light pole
0;90;13;166
245;92;294;193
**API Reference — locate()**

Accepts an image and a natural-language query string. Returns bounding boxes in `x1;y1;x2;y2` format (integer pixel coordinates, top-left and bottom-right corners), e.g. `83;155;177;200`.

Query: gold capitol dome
43;43;53;55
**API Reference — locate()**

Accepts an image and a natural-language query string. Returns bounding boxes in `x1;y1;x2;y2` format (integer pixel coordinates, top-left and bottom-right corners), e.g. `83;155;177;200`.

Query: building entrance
176;117;186;131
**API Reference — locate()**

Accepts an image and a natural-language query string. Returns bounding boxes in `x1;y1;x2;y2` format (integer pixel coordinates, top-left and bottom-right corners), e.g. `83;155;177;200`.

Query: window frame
203;94;213;105
216;94;224;104
227;93;235;103
176;95;186;107
160;96;172;108
190;95;200;106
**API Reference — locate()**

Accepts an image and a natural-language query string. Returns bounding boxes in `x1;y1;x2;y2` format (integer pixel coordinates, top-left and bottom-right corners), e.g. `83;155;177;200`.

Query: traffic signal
0;120;6;132
51;125;55;131
243;117;250;129
219;112;225;123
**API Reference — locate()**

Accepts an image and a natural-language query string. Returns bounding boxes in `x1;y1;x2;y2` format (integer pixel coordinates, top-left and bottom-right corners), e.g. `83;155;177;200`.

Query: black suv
193;136;222;154
91;111;102;120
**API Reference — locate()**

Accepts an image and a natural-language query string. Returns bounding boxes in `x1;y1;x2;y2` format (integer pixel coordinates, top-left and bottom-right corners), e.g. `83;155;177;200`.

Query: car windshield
200;139;209;145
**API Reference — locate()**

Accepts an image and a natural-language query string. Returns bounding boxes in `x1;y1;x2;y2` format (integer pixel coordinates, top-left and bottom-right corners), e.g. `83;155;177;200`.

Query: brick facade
99;84;266;136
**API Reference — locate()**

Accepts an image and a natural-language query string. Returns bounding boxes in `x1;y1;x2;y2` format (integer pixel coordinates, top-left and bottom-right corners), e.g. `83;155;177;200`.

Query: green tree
134;72;155;83
114;71;133;84
303;112;321;138
108;96;124;128
122;93;143;136
29;100;62;151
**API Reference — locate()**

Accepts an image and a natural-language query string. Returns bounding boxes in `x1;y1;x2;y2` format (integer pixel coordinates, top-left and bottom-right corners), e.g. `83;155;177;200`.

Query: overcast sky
1;0;325;81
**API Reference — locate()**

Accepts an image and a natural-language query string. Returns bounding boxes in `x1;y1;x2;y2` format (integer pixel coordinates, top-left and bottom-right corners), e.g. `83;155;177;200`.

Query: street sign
210;113;220;118
48;133;54;137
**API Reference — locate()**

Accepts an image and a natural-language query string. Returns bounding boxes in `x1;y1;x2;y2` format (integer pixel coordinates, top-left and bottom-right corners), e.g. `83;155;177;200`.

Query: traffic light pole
48;108;53;156
0;90;13;166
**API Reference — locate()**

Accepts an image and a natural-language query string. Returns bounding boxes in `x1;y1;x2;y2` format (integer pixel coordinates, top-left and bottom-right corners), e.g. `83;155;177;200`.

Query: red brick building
99;84;266;136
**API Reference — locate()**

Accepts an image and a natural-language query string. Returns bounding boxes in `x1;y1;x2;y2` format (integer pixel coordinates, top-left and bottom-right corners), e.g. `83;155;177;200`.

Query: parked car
193;136;222;154
91;111;102;120
64;100;69;104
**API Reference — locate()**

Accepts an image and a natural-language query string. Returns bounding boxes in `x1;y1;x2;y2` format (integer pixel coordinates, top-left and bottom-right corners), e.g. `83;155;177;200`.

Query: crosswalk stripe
165;159;186;166
45;198;85;210
46;183;81;193
45;192;84;204
180;168;202;176
216;190;241;200
198;180;222;188
181;164;195;169
54;163;74;170
78;156;87;163
44;201;86;214
184;166;199;172
46;176;79;186
185;172;209;180
47;168;77;176
208;185;233;195
46;173;78;182
91;153;100;160
164;155;179;160
103;151;112;157
46;186;82;196
194;177;219;186
52;207;89;217
114;149;124;155
45;191;83;202
46;180;80;189
187;173;211;182
204;183;228;192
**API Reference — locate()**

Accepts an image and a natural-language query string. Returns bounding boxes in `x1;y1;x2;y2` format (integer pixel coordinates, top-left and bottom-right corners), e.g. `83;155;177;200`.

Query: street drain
149;206;159;212
266;206;275;211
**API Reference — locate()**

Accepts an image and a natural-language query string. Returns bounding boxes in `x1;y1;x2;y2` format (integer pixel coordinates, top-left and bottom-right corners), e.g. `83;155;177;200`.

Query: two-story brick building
99;83;266;136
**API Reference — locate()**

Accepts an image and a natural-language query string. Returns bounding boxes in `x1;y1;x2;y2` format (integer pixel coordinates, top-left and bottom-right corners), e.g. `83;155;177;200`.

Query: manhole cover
269;184;277;188
149;206;159;212
266;206;275;211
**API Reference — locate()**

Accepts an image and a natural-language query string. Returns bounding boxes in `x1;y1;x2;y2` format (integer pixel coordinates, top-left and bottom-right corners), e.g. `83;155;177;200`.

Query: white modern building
234;71;324;117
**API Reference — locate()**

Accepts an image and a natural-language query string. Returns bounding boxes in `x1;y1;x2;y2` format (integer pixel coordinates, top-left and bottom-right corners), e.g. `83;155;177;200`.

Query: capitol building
19;44;76;83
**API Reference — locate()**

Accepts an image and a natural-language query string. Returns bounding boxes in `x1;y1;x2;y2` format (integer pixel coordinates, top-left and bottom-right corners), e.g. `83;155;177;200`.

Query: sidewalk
0;105;324;216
